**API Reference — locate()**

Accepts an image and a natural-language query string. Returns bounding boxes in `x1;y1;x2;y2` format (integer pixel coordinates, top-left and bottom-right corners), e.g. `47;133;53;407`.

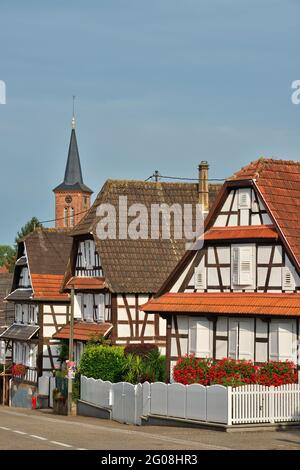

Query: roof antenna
154;170;161;182
71;95;76;129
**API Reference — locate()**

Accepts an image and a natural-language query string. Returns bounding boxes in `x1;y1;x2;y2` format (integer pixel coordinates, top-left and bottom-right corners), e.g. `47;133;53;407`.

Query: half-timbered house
142;158;300;380
1;229;72;397
54;163;221;360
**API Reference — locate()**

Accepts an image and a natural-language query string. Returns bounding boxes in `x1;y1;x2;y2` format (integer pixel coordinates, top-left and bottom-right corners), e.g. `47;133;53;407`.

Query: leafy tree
0;245;16;268
15;217;43;243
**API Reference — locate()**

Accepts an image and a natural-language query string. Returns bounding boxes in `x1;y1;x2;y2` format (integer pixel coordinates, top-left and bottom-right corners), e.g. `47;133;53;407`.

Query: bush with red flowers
173;356;297;387
11;363;27;378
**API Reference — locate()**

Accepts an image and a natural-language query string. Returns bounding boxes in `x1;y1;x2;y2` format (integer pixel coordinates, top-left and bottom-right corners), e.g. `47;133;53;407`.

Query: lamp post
67;287;75;416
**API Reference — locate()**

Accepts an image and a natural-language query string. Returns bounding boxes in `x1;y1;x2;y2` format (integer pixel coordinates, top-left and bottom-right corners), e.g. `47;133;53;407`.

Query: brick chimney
198;161;209;214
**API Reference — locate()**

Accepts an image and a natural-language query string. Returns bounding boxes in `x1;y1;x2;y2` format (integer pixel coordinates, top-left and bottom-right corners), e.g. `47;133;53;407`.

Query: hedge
79;345;127;382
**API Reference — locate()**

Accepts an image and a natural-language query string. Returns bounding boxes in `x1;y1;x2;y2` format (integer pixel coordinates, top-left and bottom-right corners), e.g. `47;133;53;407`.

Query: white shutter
239;246;253;285
85;241;93;270
269;322;279;361
228;320;238;359
74;294;83;319
194;266;206;290
84;294;94;322
277;321;296;362
195;319;212;357
79;242;86;268
238;320;254;360
238;188;251;209
189;319;197;354
282;267;295;291
231;247;239;285
95;294;105;323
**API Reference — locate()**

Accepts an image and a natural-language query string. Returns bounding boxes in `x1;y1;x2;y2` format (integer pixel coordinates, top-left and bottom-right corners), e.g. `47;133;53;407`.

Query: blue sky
0;0;300;244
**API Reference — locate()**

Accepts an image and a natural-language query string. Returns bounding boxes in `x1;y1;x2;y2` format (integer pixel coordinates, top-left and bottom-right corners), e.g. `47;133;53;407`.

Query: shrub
173;356;297;387
79;345;127;382
124;343;158;357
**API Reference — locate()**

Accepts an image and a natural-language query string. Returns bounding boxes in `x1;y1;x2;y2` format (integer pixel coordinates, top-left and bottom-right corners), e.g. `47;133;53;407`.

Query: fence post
269;386;275;424
227;386;232;426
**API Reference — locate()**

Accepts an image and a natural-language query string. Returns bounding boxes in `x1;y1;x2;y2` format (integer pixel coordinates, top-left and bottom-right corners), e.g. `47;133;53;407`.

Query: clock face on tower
65;195;73;204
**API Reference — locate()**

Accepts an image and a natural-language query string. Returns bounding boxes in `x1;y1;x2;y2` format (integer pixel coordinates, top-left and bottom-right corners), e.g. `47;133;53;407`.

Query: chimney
198;161;209;214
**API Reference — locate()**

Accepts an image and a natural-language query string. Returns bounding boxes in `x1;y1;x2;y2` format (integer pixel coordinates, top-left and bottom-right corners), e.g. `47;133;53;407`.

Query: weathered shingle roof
69;179;221;293
229;158;300;270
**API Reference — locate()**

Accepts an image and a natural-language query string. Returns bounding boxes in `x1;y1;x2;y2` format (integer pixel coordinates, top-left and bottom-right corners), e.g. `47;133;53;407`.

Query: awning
53;322;113;341
141;292;300;317
0;324;40;341
5;289;33;302
65;277;107;291
203;225;278;241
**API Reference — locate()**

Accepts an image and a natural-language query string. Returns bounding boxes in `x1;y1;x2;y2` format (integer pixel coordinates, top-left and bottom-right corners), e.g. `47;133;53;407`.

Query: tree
15;217;43;243
0;217;44;272
0;245;16;270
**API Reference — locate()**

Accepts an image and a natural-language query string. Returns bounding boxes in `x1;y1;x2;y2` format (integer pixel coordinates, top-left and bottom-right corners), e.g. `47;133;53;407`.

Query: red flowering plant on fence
173;356;297;387
11;364;27;378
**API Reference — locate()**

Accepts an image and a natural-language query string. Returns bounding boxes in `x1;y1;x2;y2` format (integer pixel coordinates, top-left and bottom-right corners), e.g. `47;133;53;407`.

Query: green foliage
79;345;127;382
0;245;16;272
56;340;69;365
86;334;111;347
15;217;43;243
79;344;166;384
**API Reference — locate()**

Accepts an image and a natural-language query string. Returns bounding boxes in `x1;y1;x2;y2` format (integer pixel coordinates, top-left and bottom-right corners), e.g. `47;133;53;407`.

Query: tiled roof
0;324;39;341
53;321;113;341
65;277;106;290
203;225;278;241
229;158;300;269
142;292;300;316
31;274;68;301
9;229;73;302
68;179;221;293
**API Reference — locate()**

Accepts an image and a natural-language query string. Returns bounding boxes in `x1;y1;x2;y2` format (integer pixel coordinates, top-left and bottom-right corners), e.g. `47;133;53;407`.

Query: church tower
53;116;93;229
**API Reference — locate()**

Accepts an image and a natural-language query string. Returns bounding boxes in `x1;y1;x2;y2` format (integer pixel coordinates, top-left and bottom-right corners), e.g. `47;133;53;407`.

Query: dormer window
75;239;102;276
19;267;30;288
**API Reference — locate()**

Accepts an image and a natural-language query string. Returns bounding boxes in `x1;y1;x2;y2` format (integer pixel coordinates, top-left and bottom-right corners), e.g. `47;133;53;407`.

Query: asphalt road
0;406;300;450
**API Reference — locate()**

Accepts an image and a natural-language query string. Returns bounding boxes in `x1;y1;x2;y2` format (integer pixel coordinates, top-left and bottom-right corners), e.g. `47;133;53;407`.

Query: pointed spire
71;95;76;129
53;102;93;194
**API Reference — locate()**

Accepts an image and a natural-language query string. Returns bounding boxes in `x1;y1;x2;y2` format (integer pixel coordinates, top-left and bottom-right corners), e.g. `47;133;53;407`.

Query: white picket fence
231;384;300;424
80;376;300;426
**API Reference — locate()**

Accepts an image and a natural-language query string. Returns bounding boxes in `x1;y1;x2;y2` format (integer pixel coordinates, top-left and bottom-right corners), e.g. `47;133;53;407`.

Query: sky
0;0;300;244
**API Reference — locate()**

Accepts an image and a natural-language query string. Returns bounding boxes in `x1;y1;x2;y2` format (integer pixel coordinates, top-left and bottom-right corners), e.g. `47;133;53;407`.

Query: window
73;293;106;322
194;266;206;290
228;319;254;361
70;208;75;227
19;267;30;288
13;342;37;367
64;207;68;227
270;320;297;362
238;188;251;209
231;245;255;287
189;318;213;357
282;266;295;291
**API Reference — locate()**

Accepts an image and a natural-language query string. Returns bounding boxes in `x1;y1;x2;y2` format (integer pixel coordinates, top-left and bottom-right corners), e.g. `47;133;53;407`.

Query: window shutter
195;319;212;357
84;294;94;322
238;189;251;209
269;322;279;361
277;321;296;362
194;266;206;290
282;267;295;291
228;320;238;359
239;246;253;285
85;241;93;270
74;294;83;319
238;320;254;360
231;247;239;285
95;294;105;323
189;320;197;354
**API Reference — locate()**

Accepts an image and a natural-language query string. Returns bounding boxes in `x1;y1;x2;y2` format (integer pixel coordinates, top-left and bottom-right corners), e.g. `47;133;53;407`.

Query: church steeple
53;112;93;229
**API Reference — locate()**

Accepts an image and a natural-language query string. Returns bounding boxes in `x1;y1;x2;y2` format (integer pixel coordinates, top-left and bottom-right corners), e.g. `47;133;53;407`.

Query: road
0;406;300;450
